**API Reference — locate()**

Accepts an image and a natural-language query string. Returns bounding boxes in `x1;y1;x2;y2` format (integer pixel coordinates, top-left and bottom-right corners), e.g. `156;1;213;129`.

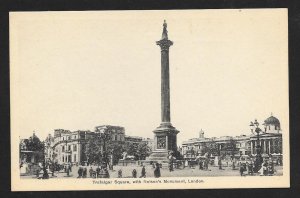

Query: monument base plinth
146;150;169;161
144;122;179;166
141;150;169;168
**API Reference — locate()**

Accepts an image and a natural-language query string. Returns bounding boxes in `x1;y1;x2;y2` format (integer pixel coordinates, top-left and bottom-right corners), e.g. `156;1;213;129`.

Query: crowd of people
238;159;276;176
20;153;281;179
78;165;110;178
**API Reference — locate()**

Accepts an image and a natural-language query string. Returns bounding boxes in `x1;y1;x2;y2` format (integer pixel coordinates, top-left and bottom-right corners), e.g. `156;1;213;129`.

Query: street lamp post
250;119;263;172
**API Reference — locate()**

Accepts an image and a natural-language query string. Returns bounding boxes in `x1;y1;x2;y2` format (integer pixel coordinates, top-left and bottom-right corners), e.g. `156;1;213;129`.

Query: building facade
44;126;153;165
181;115;283;159
45;129;94;164
125;135;143;144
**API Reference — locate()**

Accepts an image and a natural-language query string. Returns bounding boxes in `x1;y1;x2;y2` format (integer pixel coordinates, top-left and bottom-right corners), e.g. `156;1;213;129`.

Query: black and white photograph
10;9;289;190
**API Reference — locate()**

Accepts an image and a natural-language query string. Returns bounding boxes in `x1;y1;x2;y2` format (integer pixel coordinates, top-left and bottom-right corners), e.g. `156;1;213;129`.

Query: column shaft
161;50;170;123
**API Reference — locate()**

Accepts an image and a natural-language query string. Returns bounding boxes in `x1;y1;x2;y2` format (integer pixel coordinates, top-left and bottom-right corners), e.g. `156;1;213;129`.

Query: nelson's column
147;20;180;163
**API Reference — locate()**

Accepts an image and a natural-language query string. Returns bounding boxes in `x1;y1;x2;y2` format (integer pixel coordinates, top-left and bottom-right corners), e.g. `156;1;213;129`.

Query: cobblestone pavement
21;165;283;179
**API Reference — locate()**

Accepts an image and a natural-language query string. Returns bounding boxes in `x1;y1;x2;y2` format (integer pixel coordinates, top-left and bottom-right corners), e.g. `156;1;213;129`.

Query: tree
106;142;125;164
199;140;218;156
84;135;103;165
25;134;44;151
123;142;137;156
224;138;238;158
136;142;151;160
274;138;282;154
19;133;45;163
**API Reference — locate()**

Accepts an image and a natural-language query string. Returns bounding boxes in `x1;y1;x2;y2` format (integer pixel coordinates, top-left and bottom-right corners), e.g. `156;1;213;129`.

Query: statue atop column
162;20;168;40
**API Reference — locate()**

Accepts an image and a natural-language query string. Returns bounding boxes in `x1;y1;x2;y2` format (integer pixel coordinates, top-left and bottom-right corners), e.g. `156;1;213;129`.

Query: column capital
156;39;173;51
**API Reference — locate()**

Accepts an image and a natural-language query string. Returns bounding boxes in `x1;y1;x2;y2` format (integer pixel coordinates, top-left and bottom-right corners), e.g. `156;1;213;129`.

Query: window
68;145;71;151
68;136;71;140
73;145;77;151
62;146;65;152
74;154;76;162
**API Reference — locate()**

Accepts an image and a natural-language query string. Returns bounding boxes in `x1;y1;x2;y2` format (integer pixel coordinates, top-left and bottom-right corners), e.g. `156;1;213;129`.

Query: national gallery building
181;114;283;159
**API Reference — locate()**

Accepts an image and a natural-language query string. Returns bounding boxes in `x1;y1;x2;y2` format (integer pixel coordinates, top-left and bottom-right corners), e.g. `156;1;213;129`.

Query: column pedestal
146;122;179;163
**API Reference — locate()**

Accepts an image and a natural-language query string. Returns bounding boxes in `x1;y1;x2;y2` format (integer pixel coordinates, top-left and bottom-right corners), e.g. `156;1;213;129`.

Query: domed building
249;113;282;155
263;113;281;133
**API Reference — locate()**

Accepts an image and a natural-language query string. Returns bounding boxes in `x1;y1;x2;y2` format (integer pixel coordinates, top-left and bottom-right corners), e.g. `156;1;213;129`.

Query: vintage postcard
10;9;289;191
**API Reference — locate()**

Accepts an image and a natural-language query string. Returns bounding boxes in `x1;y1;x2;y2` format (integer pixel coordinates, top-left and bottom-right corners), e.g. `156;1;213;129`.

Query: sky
10;9;288;145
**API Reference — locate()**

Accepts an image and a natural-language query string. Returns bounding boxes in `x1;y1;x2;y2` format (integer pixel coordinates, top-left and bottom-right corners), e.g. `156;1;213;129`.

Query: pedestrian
218;158;223;170
42;166;49;179
118;169;122;178
199;160;203;170
109;163;114;171
262;161;268;176
96;166;101;178
240;163;245;176
83;167;87;178
103;167;110;178
268;160;274;175
154;163;161;178
132;169;137;178
243;163;247;174
66;164;70;177
69;163;72;172
248;160;254;175
169;162;173;172
205;159;209;170
50;163;55;177
152;163;155;169
140;166;146;178
184;160;188;169
77;167;83;178
89;166;94;178
36;167;40;178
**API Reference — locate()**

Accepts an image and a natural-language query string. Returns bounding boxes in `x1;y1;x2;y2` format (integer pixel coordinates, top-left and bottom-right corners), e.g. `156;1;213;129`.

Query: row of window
61;135;77;141
54;135;79;143
61;144;77;152
112;134;125;141
265;125;280;131
184;142;248;150
61;154;77;163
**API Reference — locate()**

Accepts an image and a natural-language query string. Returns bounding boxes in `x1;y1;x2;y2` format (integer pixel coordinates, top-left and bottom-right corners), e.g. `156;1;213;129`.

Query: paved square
21;165;283;179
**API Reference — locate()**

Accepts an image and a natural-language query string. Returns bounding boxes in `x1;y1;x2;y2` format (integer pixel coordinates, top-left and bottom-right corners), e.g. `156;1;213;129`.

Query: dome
264;115;280;126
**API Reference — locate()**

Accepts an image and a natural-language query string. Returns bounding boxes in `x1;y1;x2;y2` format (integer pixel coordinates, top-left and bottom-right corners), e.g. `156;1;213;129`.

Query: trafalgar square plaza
11;10;288;190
